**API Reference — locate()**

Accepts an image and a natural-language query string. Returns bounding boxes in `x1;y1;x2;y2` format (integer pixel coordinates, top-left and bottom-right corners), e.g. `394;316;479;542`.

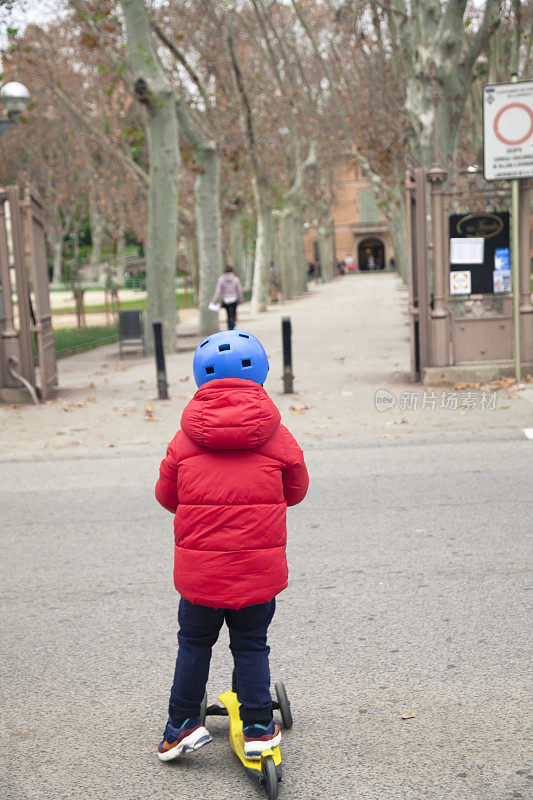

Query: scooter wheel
200;691;207;726
262;755;278;800
274;681;293;729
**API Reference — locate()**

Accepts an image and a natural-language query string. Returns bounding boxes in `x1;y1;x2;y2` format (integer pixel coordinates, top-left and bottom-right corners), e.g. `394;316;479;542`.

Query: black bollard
152;319;169;399
282;316;294;394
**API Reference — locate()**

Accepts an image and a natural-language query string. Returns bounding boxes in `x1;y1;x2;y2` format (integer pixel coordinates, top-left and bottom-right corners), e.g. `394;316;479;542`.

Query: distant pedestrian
389;257;396;271
211;266;243;330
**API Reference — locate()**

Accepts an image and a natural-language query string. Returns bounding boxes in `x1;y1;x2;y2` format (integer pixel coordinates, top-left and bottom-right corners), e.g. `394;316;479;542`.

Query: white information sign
450;271;472;295
483;80;533;180
450;237;485;264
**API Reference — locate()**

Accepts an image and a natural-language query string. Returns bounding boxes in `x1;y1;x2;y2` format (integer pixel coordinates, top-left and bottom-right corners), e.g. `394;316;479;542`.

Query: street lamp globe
0;82;30;116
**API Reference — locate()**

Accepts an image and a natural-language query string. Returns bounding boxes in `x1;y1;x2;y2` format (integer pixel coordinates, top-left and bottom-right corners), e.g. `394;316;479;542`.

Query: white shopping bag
208;302;220;312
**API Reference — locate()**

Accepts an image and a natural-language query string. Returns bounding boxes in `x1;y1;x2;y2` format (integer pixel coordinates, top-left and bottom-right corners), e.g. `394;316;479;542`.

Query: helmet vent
242;359;251;367
238;333;249;338
205;366;215;374
200;339;209;348
218;344;230;352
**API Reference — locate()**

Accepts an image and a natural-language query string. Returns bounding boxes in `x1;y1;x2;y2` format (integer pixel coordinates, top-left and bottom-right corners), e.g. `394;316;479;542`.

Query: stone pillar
427;164;450;367
518;178;533;364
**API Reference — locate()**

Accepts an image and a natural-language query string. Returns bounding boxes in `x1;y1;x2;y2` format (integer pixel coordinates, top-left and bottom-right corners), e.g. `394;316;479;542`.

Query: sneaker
157;716;211;762
243;720;281;760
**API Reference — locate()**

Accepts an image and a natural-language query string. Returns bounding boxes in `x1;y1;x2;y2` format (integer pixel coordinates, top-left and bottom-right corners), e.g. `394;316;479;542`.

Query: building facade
305;155;394;270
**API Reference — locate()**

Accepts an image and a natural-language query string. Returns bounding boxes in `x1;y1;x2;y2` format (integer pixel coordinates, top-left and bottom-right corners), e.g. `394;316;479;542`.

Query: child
155;330;309;762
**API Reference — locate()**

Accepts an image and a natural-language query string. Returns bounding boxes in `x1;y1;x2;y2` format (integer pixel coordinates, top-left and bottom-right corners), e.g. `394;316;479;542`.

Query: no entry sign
483;80;533;180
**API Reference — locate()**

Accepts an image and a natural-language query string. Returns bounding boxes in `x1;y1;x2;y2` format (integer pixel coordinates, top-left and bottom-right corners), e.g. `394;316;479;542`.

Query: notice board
449;212;510;295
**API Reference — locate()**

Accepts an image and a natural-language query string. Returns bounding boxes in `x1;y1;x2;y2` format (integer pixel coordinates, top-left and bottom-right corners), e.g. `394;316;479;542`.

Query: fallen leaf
85;396;97;403
340;391;353;396
499;405;510;409
453;381;468;390
104;443;116;448
401;711;416;720
94;370;105;375
290;403;315;413
179;376;190;382
381;433;392;438
63;405;71;412
8;403;18;409
88;382;95;389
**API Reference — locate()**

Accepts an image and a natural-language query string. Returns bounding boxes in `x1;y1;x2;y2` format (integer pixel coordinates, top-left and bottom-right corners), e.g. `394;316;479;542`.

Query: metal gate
0;185;57;401
406;165;533;382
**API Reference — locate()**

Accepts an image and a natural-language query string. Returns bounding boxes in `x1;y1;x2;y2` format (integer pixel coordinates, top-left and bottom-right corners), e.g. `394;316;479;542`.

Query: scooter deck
217;690;282;778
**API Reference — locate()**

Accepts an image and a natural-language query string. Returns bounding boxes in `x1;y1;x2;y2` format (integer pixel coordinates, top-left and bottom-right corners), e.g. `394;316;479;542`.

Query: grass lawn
53;325;118;357
52;291;196;316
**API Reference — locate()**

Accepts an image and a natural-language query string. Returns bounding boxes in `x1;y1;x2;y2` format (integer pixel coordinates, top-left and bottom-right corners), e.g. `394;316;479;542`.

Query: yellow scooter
201;675;293;800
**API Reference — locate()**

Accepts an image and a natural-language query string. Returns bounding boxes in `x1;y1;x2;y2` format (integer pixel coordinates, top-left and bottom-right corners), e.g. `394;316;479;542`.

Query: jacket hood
181;378;281;450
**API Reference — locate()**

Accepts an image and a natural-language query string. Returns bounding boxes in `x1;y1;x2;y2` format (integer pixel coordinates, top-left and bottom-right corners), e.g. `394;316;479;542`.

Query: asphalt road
1;433;532;800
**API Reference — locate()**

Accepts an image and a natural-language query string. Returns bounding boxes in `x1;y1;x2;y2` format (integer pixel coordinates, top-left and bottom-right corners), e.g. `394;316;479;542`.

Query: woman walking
211;266;244;330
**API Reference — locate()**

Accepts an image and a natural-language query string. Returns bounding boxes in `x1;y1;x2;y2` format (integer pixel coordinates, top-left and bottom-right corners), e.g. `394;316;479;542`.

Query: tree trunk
279;208;296;300
293;207;308;295
244;228;254;292
121;0;179;354
195;144;223;335
89;193;104;281
51;237;63;285
185;228;199;297
116;232;127;284
388;195;409;283
251;178;273;313
229;206;245;281
318;224;332;281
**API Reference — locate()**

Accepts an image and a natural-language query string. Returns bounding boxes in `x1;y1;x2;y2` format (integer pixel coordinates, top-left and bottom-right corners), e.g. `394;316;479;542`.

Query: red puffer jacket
155;378;309;609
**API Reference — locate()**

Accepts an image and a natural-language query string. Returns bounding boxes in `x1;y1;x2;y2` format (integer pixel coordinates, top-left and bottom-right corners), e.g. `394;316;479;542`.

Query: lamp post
0;81;30;138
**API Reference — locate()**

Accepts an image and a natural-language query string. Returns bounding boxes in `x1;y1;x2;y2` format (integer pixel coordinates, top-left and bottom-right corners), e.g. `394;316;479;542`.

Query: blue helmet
193;330;269;387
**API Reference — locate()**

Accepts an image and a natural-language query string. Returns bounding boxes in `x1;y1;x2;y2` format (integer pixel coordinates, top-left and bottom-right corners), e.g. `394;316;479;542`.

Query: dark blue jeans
169;598;276;725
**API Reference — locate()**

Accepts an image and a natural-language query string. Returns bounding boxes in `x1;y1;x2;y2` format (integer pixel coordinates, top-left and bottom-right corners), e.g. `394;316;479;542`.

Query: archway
358;238;385;270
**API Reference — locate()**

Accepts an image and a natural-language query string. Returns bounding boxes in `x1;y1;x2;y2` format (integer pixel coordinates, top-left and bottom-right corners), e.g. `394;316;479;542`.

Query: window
359;189;380;224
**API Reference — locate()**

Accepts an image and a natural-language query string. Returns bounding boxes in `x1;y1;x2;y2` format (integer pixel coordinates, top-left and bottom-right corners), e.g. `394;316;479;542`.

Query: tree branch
49;81;149;192
465;0;502;70
151;21;213;123
225;9;262;181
